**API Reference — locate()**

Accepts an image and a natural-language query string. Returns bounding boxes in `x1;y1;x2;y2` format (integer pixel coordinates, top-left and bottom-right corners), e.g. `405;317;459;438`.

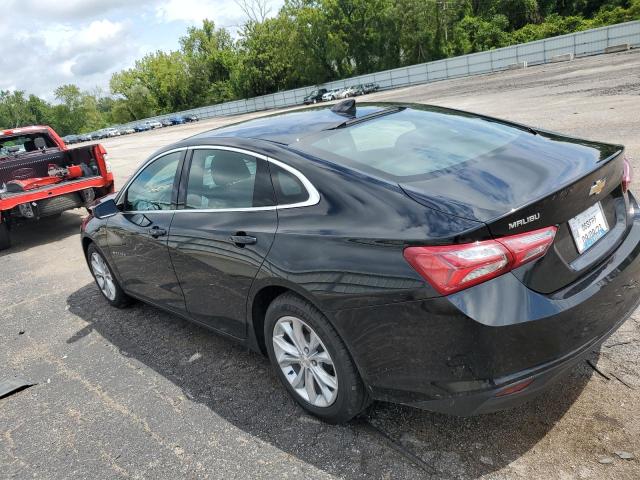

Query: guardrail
116;20;640;129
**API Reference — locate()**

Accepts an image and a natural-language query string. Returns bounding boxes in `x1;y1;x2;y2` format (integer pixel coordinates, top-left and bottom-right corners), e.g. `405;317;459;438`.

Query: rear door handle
149;226;167;238
230;234;257;246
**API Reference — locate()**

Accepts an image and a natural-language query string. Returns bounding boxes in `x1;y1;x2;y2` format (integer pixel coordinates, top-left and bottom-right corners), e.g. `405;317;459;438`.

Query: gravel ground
2;50;640;480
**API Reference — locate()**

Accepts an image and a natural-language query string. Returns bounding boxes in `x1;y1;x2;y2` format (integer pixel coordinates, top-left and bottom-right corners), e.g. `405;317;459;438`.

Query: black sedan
81;101;640;423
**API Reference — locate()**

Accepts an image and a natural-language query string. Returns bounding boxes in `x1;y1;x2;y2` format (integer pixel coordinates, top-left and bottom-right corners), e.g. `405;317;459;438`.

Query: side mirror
93;199;120;219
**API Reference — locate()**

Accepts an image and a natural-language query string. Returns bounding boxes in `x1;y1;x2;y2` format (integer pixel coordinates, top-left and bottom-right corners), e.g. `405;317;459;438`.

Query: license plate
568;202;609;254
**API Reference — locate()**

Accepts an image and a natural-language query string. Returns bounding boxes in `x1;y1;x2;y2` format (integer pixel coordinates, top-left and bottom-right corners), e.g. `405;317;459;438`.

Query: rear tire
87;243;131;308
265;293;370;424
0;222;10;251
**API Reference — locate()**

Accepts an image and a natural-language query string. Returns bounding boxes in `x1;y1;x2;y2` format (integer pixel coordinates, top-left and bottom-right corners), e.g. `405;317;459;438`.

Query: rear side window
185;149;275;210
270;164;309;205
295;108;524;180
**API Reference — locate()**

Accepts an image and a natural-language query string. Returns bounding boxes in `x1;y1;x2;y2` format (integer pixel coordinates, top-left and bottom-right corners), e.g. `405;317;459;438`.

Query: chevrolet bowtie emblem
589;179;606;196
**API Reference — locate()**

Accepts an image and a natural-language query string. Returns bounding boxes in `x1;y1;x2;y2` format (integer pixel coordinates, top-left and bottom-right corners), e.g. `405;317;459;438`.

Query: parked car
170;116;186;125
363;83;379;94
303;88;328;105
78;134;92;142
161;118;173;127
90;131;104;140
184;114;199;122
321;89;340;101
133;123;151;132
0;125;114;250
147;120;163;129
338;86;360;99
63;135;79;145
351;84;365;96
104;127;120;137
333;88;348;99
81;100;638;424
336;88;349;99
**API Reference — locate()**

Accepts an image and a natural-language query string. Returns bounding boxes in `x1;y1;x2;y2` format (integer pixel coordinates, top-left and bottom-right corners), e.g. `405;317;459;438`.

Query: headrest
211;156;251;187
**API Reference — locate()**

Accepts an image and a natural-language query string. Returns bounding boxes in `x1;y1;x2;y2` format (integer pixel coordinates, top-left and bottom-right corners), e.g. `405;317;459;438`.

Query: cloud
71;48;128;76
0;18;140;99
155;0;284;29
11;0;155;20
0;0;284;99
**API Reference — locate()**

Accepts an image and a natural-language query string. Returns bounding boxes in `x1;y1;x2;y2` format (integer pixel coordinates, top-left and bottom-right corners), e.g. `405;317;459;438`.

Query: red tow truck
0;125;114;250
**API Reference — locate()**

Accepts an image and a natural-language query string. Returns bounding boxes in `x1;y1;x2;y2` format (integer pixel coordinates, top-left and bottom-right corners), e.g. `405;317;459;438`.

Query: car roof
188;103;390;145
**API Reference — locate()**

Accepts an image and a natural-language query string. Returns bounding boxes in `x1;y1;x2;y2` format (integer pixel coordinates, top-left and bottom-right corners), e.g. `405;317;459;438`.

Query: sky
0;0;284;100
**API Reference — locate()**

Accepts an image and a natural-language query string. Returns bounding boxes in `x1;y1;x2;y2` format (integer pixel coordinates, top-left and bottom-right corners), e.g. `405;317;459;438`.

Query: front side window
124;151;182;211
185;149;275;210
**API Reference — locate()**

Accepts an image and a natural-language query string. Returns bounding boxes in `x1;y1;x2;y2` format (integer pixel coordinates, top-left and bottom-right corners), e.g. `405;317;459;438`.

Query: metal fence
116;20;640;129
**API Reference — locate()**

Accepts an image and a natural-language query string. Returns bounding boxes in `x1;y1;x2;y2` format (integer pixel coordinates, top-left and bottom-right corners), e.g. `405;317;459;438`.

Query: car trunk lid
401;131;629;293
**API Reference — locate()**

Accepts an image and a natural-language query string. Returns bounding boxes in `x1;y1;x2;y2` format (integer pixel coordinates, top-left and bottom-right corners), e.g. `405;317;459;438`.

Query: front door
168;147;278;338
108;150;186;313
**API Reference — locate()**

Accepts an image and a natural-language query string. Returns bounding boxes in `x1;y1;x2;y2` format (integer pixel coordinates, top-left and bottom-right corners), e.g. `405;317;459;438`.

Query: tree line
1;0;638;135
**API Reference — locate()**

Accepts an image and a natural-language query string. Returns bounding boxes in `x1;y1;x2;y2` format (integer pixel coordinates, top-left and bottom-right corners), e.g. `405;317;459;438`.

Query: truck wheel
0;222;10;251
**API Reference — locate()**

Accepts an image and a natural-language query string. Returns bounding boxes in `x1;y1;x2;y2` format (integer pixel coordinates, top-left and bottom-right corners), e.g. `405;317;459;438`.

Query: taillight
622;156;632;193
495;227;557;267
404;226;557;295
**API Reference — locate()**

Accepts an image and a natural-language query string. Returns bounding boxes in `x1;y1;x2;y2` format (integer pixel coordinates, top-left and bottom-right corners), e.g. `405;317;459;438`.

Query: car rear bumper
330;195;640;415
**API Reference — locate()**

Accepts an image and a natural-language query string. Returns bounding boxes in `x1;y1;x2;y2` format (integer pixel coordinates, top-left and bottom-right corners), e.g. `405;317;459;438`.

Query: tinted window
185;149;275;209
270;164;309;205
125;151;181;211
295;108;524;179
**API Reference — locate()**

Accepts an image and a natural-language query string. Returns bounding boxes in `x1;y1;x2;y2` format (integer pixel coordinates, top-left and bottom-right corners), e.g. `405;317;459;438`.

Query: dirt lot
2;50;640;479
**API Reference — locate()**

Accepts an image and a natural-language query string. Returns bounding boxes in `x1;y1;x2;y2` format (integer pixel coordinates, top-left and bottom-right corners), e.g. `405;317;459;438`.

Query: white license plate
568;202;609;254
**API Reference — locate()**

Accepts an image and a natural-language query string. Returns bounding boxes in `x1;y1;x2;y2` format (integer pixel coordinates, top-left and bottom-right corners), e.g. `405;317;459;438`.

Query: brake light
622;156;632;193
495;227;557;266
404;226;557;295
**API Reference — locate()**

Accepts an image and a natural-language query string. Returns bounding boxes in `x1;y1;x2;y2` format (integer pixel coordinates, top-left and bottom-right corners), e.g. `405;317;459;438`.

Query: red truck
0;125;114;250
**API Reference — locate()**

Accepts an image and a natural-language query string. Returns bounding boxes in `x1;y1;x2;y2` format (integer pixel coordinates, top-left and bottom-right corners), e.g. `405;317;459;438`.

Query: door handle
230;234;257;247
149;226;167;238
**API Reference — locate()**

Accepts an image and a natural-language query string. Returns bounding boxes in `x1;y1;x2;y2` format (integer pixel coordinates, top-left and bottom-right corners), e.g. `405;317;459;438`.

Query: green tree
497;0;540;30
0;90;30;128
179;19;237;105
233;15;300;97
110;71;158;121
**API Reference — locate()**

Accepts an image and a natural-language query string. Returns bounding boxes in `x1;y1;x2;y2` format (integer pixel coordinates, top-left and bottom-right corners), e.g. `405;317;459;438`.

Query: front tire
87;243;131;308
265;293;370;423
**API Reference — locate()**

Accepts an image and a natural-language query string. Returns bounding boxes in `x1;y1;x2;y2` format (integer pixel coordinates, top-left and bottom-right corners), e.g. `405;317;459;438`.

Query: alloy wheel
90;252;117;301
272;315;338;407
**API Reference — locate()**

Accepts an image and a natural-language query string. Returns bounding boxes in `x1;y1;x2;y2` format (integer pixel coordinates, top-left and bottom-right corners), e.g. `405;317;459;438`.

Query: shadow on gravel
0;211;83;257
67;283;594;479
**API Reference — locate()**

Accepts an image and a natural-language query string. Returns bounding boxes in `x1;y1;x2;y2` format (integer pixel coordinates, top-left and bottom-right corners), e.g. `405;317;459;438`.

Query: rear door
168;147;278;338
108;150;186;312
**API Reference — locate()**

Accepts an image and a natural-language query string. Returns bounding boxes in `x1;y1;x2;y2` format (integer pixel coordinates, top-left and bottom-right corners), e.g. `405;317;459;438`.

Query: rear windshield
294;108;525;180
0;133;57;158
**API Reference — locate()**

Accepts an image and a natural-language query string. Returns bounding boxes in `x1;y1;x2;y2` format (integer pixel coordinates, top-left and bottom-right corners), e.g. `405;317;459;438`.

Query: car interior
186;150;259;210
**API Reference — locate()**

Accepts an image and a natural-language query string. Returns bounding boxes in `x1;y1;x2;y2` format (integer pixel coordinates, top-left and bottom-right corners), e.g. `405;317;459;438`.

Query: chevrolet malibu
81;101;639;423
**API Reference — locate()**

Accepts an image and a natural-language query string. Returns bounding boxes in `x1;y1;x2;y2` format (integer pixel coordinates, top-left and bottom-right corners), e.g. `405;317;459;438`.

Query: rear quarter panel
254;148;490;311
